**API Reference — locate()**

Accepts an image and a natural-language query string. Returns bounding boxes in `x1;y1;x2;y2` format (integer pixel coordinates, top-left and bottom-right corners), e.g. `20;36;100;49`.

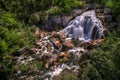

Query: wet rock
97;15;105;22
96;9;104;13
83;39;104;49
51;31;57;37
58;32;67;40
63;38;74;49
62;15;73;27
53;40;62;51
73;9;83;18
45;15;63;31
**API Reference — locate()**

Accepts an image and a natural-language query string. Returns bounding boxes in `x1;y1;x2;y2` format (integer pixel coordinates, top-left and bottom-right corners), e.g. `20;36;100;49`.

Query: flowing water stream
61;10;104;42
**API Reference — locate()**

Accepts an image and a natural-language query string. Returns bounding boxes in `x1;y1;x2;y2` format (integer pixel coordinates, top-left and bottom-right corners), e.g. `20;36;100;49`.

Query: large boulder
45;14;73;31
45;15;62;31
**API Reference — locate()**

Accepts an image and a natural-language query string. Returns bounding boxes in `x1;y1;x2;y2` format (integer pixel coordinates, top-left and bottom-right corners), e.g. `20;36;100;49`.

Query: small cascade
61;10;104;42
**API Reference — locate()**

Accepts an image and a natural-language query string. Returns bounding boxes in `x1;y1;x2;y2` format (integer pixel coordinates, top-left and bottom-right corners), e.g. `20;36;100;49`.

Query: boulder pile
13;31;104;80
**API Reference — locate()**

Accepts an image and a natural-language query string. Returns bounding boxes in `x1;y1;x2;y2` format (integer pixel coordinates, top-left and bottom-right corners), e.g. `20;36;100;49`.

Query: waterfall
61;10;104;42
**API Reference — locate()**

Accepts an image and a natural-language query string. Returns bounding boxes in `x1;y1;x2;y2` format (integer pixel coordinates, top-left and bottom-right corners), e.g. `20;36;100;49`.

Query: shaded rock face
45;15;73;31
45;15;62;31
61;10;104;42
96;8;118;31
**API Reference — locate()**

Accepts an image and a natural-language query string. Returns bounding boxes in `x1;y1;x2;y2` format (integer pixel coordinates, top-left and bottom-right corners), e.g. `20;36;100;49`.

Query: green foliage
49;6;62;15
0;11;35;54
35;61;43;70
106;1;120;22
0;13;19;28
47;0;86;15
81;63;102;80
0;39;8;54
57;0;85;14
81;29;120;80
0;11;35;79
0;54;14;80
17;61;42;72
60;71;78;80
0;0;85;20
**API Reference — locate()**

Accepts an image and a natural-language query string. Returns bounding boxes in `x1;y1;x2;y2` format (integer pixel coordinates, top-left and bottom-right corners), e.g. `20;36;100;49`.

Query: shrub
80;29;120;80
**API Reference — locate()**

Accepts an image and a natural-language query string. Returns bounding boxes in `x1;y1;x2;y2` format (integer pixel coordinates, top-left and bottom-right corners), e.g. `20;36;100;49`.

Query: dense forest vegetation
0;0;120;80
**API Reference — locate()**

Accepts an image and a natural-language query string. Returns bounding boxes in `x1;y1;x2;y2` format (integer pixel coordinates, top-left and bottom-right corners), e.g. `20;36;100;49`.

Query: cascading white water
61;10;104;42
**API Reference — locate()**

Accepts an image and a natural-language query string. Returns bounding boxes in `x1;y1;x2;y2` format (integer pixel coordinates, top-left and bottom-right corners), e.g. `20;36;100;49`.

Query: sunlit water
61;10;104;42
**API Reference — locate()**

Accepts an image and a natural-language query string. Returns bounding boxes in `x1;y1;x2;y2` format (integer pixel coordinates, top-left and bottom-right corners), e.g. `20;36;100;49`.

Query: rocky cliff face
37;5;116;32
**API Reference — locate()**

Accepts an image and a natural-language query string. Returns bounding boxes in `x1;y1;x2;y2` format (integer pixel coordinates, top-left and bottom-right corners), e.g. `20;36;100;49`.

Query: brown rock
45;63;49;69
83;39;105;49
34;28;40;35
58;52;69;58
96;9;103;13
62;15;73;27
58;32;67;39
26;76;34;80
90;40;97;45
54;40;62;50
49;55;58;63
51;31;57;37
97;39;105;43
58;52;69;63
63;39;74;49
60;57;69;63
40;32;45;38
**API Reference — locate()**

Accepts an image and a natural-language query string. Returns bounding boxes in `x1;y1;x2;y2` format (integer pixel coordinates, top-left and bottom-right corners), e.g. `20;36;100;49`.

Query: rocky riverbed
13;31;104;80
